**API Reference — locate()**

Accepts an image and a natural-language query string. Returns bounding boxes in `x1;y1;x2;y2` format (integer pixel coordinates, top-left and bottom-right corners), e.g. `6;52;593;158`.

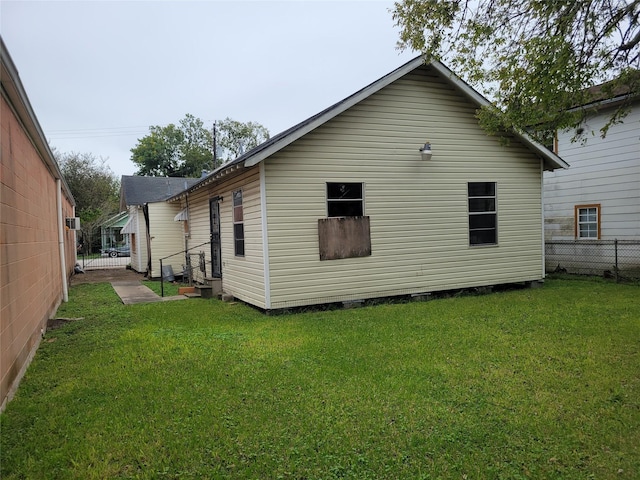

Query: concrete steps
181;277;222;300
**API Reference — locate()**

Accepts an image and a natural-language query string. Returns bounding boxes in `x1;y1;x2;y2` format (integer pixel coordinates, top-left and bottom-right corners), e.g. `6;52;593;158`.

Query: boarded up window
318;216;371;260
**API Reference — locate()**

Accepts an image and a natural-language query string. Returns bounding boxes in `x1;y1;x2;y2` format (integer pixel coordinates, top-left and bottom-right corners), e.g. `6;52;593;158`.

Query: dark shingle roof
580;70;640;107
120;176;200;206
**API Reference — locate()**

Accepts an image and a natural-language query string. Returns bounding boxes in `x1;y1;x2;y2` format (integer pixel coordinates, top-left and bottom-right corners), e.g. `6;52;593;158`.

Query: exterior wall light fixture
419;142;432;161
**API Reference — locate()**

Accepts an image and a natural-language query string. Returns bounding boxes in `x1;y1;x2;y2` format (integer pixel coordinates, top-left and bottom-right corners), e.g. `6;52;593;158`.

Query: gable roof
101;211;129;229
120;175;200;208
170;56;568;200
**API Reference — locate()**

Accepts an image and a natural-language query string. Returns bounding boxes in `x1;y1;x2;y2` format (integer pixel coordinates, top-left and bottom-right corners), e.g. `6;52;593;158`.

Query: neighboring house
167;56;568;310
1;38;76;410
119;175;199;278
100;211;129;251
544;77;640;274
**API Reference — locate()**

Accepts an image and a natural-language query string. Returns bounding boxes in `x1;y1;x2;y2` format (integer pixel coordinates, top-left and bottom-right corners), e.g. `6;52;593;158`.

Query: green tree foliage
214;117;270;166
180;114;214;175
57;150;120;243
130;114;212;177
392;0;640;139
130;114;270;177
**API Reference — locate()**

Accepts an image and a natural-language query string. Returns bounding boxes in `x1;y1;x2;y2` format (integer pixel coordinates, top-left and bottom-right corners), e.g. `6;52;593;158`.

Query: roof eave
429;61;569;171
166;162;245;202
243;56;428;168
174;55;568;188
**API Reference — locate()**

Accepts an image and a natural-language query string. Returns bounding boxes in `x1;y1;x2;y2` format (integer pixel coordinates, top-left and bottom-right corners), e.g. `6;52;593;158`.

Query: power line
46;118;220;140
46;125;150;140
49;131;149;140
47;125;152;133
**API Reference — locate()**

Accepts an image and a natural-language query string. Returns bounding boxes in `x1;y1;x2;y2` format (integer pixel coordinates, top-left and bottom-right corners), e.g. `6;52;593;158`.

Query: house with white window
120;175;199;278
544;76;640;275
168;56;568;310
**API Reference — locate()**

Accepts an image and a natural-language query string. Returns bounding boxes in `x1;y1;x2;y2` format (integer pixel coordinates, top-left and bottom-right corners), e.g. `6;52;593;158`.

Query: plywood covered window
233;189;244;256
320;182;370;260
575;204;600;239
468;182;497;246
327;183;363;217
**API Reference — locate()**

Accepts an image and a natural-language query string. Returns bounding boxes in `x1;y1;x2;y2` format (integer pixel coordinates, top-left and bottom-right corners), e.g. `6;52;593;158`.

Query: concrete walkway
111;281;188;305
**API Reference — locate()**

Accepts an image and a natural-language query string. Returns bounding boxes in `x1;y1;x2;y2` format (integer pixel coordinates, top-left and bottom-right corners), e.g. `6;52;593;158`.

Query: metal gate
77;229;130;270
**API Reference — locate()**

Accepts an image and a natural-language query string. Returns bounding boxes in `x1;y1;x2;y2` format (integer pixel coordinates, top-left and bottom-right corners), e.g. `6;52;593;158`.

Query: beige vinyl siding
185;189;210;251
182;168;267;308
264;65;544;309
147;202;187;278
183;188;212;284
219;168;265;307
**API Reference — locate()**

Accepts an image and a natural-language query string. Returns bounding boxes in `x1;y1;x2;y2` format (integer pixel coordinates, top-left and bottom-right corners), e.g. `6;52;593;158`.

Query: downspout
73;205;78;266
56;179;69;302
540;161;546;279
259;162;271;309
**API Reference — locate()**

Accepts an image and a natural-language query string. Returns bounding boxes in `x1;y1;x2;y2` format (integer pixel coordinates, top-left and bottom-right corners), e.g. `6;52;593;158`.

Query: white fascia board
429;61;492;107
430;61;569;171
515;131;570;170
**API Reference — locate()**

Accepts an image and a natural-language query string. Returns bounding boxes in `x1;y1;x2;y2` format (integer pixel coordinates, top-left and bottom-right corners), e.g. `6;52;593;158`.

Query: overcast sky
1;0;417;177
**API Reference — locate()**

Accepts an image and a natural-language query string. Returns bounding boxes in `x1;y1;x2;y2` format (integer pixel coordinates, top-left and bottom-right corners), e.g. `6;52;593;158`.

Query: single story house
100;211;129;252
1;37;76;410
119;175;199;278
168;56;568;310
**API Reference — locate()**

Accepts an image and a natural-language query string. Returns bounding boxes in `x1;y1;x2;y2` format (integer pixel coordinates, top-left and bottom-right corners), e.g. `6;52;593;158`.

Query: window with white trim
326;182;364;217
468;182;497;246
575;205;600;239
233;189;244;256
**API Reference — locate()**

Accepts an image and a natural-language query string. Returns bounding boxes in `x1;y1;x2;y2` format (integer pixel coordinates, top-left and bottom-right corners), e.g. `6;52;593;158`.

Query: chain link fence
546;240;640;282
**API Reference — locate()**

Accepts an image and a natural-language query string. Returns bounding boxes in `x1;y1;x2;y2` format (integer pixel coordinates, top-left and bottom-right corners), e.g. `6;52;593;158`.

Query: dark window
233;189;244;256
468;182;497;246
327;182;364;217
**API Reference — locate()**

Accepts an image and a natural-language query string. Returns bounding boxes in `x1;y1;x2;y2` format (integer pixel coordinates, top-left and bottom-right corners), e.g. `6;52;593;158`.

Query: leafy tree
130;114;270;176
57;150;120;251
130;123;185;177
214;117;270;166
131;114;212;177
392;0;640;139
180;114;214;175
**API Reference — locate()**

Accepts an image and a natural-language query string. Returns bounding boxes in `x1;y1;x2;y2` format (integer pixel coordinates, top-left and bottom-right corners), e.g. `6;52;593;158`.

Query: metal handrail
159;241;211;297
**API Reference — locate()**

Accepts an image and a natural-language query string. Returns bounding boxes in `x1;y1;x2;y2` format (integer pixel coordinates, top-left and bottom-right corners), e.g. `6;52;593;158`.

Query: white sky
1;0;417;177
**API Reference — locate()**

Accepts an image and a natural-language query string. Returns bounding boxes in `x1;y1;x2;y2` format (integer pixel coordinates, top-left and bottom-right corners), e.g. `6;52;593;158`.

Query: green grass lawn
142;279;181;297
1;279;638;479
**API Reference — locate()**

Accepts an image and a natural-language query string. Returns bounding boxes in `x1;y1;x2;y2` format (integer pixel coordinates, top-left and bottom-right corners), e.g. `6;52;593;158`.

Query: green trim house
100;211;129;251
